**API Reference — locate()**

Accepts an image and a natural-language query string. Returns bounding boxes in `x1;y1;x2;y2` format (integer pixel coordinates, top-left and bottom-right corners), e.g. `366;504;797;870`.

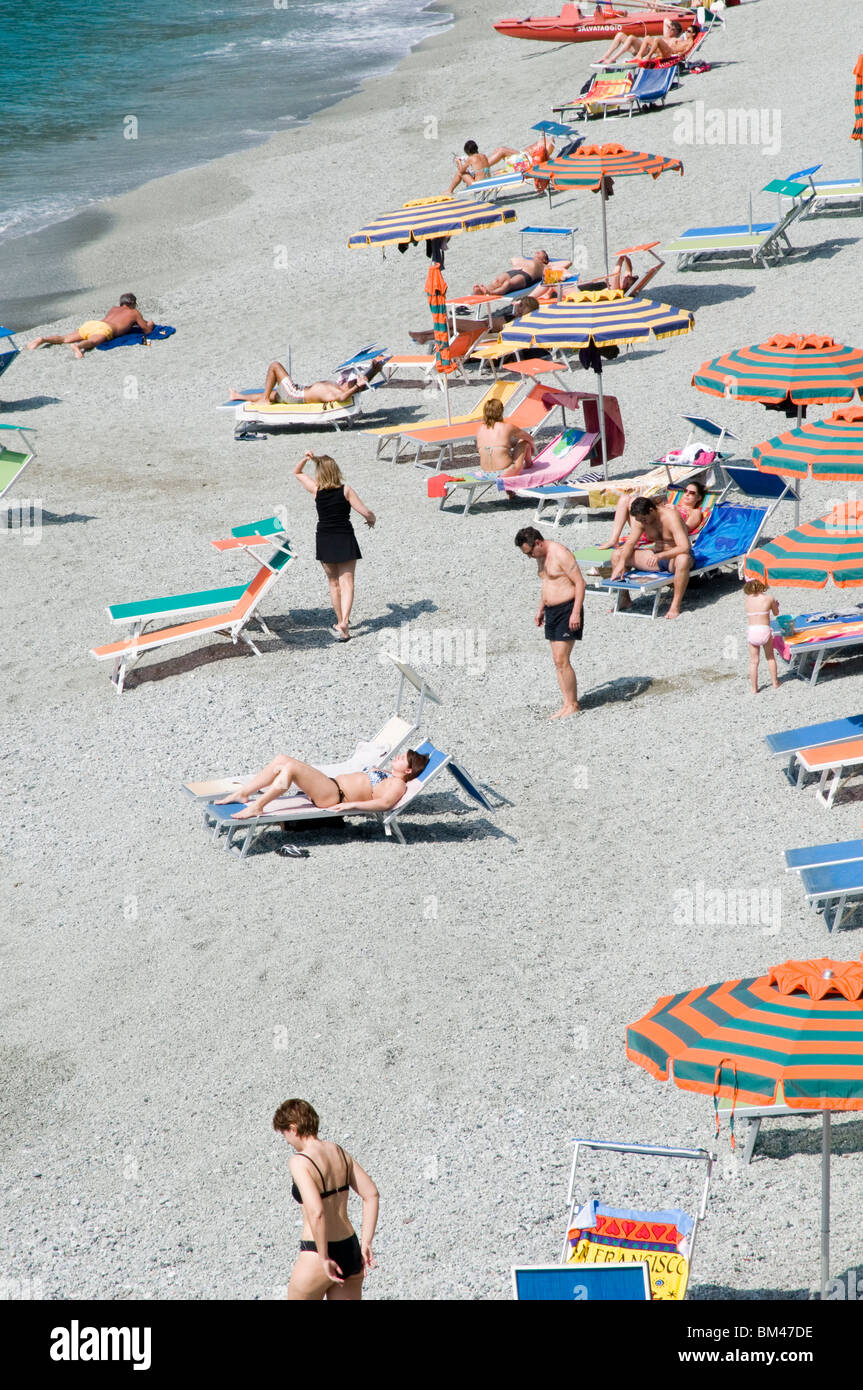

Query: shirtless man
476;398;535;476
516;525;586;719
27;293;154;358
610;495;693;619
474;250;550;297
230;357;386;406
448;139;520;194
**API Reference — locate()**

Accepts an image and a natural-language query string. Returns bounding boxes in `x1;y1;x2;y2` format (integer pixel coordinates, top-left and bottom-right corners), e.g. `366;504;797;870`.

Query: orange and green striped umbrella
627;956;863;1295
693;334;863;417
853;53;863;143
744;500;863;588
753;405;863;482
425;262;456;424
534;141;683;273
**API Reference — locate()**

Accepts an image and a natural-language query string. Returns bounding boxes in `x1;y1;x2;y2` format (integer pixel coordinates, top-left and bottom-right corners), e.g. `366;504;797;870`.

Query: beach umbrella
534;142;683;273
347;196;516;253
743;500;863;589
425;262;458;425
753;405;863;482
626;955;863;1298
499;287;694;475
853;53;863;181
692;334;863;424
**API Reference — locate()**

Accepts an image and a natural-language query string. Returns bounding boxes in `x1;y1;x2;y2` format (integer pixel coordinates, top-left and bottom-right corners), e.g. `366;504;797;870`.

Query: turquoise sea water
0;0;450;246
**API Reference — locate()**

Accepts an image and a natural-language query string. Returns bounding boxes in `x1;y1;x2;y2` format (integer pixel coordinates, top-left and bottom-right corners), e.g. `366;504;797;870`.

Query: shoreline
0;0;455;332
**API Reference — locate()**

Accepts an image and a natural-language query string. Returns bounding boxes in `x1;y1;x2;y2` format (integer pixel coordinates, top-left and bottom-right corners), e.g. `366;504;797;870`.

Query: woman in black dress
294;451;376;640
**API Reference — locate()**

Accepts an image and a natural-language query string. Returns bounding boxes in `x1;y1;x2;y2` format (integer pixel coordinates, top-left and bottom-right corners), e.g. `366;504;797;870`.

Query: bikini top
291;1145;351;1204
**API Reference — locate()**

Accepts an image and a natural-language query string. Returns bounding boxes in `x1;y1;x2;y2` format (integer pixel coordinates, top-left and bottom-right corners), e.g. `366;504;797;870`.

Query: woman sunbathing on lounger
447;139;521;194
596;18;689;66
473;250;550;296
231;357;386;406
475;398;535;477
602;480;706;548
214;749;430;820
578;254;636;295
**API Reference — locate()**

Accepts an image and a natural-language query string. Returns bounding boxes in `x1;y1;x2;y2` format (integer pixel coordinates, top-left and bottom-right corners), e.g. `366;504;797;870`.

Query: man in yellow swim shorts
27;293;155;358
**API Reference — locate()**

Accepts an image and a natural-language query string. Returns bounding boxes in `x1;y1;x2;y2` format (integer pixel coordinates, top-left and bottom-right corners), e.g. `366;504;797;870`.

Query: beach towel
96;324;176;351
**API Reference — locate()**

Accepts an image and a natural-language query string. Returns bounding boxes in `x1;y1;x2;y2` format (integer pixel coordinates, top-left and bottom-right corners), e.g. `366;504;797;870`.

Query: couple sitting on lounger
610;493;696;620
231;357;387;406
604;479;706;547
596;18;691;66
216;748;430;819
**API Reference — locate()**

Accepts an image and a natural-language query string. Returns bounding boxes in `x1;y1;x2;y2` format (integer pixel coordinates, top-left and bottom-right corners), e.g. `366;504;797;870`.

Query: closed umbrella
425;262;458;425
626;955;863;1297
535;142;683;273
853;53;863;180
500;287;694;475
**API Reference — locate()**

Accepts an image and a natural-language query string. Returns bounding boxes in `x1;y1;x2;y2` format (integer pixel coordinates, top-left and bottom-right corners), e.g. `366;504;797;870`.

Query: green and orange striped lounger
90;516;294;694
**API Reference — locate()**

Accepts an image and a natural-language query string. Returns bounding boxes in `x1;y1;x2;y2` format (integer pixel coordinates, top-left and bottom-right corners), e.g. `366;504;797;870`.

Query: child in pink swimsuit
743;579;780;693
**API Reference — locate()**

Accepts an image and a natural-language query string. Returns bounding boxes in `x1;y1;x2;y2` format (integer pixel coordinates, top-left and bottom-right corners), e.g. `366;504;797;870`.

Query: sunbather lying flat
230;357;386;406
213;748;430;819
474;251;550;296
27;293;154;358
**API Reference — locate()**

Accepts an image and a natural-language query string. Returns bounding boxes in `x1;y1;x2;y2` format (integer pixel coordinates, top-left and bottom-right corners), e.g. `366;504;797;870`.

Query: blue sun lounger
796;859;863;932
664;186;812;268
785;840;863;874
786;164;863;218
598;502;768;618
765;714;863;785
201;739;494;856
0;327;19;388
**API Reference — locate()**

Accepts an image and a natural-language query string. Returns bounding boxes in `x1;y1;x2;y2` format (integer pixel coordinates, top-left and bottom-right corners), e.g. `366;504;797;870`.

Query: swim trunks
78;320;114;341
544;597;583;642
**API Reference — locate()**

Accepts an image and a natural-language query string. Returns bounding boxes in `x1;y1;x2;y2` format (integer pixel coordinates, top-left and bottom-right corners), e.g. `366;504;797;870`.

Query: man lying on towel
27;294;155;358
230;357;387;406
473;250;550;297
610;495;693;620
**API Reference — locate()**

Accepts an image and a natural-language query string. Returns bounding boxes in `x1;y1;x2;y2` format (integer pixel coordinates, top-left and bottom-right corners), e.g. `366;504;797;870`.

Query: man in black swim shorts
515;525;586;721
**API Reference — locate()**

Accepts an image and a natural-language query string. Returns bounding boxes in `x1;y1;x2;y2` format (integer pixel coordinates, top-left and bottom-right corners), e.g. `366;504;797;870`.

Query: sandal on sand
278;843;310;859
330;625;350;641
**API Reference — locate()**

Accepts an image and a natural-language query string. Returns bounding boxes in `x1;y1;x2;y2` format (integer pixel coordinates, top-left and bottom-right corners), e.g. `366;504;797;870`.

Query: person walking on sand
515;525;586;720
27;294;154;357
273;1098;379;1302
744;579;781;693
294;451;375;641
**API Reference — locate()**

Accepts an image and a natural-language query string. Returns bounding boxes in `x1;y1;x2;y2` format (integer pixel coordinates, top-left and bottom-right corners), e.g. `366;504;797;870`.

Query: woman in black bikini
273;1098;379;1301
214;748;430;819
294;451;375;641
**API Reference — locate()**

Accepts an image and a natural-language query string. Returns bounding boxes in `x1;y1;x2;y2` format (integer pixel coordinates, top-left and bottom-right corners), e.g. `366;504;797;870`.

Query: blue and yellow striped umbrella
499;287;694;350
348;197;516;249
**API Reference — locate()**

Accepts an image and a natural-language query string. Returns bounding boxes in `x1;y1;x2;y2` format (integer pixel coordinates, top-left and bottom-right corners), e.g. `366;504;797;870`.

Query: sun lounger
430;426;599;516
91;518;294;694
664;188;813;269
383;324;488;386
200;739;494;856
765;713;863;786
0;327;19;389
796;858;863;932
714;1086;821;1166
792;737;863;810
182;654;439;800
597;502;768;617
785;838;863;874
561;1139;714;1301
576;241;666;299
403;384;566;471
772;607;863;686
365;379;521;462
0;424;36;503
527;457;711;529
555;64;676;121
786;165;863;218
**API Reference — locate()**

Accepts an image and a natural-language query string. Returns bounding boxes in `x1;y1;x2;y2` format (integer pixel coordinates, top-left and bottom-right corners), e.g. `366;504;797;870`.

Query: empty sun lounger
0;424;36;502
430;426;599;516
786;165;863;218
0;327;19;389
561;1138;714;1301
91;517;294;694
597;502;768;617
785;839;863;874
797;858;863;932
365;379;520;462
765;713;863;784
181;654;439;800
664;187;813;269
792;737;863;809
201;739;494;856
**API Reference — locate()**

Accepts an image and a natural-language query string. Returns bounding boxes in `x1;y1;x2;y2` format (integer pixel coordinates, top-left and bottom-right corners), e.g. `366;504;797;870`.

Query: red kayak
494;4;697;44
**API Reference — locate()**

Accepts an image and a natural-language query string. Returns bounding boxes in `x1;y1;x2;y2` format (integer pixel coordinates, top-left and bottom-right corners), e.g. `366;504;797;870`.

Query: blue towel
96;324;176;351
690;503;765;567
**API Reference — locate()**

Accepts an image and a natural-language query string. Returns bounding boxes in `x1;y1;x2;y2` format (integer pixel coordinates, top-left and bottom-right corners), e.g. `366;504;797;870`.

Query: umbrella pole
796;403;803;526
820;1112;831;1299
601;180;610;276
595;364;609;479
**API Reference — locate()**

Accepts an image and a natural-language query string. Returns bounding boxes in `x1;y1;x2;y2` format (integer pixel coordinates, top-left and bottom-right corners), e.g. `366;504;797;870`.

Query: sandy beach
4;0;863;1302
